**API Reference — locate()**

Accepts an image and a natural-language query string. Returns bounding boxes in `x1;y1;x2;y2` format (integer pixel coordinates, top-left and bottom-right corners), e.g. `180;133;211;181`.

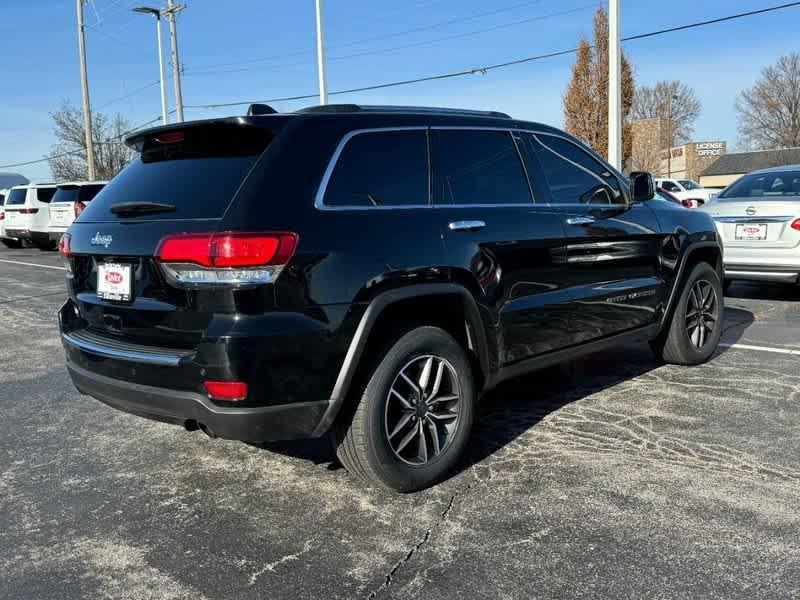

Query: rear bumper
66;360;329;441
724;263;800;284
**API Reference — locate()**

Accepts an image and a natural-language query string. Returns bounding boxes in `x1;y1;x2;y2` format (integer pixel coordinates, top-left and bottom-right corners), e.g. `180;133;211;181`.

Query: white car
701;165;800;286
0;188;20;248
47;181;106;243
655;178;715;207
3;184;58;249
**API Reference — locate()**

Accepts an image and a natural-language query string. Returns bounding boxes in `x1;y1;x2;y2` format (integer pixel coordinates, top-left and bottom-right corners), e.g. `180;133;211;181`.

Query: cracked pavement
1;246;799;599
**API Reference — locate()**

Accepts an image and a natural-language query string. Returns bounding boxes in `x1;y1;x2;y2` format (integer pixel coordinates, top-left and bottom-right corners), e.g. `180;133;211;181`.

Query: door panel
526;133;666;343
439;206;571;364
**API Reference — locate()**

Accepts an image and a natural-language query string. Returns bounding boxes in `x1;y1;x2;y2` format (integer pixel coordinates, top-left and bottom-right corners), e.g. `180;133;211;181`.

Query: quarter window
431;129;532;206
323;130;429;207
532;135;622;205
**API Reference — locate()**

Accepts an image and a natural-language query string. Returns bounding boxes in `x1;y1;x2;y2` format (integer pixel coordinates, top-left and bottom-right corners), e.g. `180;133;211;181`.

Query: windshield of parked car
6;188;27;205
719;171;800;199
678;179;702;190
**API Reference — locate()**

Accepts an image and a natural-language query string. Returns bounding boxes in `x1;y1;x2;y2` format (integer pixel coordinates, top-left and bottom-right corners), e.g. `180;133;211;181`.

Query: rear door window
531;134;622;205
431;129;531;206
322;130;429;207
6;189;27;206
79;124;276;222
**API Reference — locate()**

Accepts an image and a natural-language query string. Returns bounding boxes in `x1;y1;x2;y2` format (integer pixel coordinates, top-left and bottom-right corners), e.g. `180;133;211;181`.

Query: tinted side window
36;188;56;203
532;135;622;205
432;129;531;206
80;184;105;203
323;130;428;207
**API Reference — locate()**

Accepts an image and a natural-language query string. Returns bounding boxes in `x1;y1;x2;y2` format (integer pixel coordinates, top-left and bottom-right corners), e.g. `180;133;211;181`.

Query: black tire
651;261;723;365
37;242;57;251
1;239;22;249
331;326;476;492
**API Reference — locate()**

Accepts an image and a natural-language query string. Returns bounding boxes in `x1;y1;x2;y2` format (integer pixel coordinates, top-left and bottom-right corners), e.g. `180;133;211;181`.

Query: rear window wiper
109;202;176;217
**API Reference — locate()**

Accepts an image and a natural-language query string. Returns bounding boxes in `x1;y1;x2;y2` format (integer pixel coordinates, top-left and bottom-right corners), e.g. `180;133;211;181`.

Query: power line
190;0;553;73
187;3;596;77
186;1;800;111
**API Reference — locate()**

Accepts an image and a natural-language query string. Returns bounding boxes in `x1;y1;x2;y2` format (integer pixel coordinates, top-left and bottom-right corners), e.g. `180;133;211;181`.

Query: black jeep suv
58;105;724;492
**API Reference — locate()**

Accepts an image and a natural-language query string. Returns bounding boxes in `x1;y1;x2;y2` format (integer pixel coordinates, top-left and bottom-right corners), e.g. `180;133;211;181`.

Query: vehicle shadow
258;307;755;476
726;280;800;302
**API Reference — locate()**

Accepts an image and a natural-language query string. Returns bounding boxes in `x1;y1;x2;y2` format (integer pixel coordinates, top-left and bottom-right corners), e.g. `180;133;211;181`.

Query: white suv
47;182;106;243
3;184;58;249
0;188;20;248
655;178;715;207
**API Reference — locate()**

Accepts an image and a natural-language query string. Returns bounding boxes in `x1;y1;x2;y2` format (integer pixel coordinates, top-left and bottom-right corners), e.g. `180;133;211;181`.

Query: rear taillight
58;233;73;272
791;219;800;232
155;231;298;286
19;208;38;214
682;199;695;209
204;380;248;401
0;212;4;221
74;201;86;218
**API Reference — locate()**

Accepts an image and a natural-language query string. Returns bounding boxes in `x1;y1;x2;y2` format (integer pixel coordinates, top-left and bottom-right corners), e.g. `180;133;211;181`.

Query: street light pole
164;0;185;122
607;0;621;171
315;0;329;105
667;93;677;177
133;7;169;125
76;0;96;181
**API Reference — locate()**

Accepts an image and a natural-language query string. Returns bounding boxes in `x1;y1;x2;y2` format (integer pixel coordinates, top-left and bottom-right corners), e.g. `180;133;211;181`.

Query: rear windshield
79;124;275;222
52;184;105;204
6;188;27;205
720;170;800;199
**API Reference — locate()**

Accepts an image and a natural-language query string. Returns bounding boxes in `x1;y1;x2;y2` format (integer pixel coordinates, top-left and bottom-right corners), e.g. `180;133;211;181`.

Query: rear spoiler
124;116;288;151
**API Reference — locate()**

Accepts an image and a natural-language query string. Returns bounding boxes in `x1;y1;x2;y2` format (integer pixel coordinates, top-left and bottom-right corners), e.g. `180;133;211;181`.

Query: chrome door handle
448;220;486;231
566;216;595;226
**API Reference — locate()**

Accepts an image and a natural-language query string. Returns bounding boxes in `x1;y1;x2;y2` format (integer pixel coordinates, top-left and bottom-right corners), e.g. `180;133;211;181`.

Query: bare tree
563;7;635;163
736;52;800;150
632;80;701;146
48;101;137;181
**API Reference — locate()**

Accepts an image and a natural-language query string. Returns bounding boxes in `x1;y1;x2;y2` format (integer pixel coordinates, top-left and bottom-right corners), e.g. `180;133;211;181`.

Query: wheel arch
659;240;723;333
312;283;491;436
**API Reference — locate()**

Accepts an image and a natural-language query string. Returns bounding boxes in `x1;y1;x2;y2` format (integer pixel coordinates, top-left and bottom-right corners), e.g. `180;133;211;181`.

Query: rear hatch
50;184;105;229
4;188;30;231
66;120;283;348
704;170;800;249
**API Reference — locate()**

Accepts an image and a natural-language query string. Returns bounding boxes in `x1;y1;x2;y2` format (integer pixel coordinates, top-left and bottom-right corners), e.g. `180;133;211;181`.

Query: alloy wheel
686;279;718;349
384;355;461;465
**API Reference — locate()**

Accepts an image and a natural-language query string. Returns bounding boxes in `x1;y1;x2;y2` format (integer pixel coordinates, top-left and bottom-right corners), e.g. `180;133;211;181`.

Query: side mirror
630;171;655;202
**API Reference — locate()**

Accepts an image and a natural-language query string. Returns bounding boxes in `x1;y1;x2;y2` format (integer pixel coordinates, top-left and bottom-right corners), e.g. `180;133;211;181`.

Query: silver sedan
701;165;800;286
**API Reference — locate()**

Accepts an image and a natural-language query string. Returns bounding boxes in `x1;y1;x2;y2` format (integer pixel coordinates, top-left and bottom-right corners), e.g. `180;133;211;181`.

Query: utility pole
76;0;96;180
164;0;185;122
133;7;169;125
315;0;329;105
607;0;621;171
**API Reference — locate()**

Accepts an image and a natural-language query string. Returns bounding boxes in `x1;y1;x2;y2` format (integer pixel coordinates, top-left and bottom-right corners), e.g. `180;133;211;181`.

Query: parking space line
0;258;66;271
719;342;800;356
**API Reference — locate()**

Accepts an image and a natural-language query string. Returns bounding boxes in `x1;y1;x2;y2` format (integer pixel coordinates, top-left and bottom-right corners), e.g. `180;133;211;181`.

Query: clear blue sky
1;0;798;181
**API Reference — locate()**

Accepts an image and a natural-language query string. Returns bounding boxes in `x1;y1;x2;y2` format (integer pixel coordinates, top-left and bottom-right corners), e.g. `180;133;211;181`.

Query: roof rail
296;104;512;119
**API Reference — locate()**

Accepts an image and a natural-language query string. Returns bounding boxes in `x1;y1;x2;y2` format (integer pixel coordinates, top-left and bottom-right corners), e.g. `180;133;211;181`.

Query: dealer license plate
97;263;133;302
735;223;767;241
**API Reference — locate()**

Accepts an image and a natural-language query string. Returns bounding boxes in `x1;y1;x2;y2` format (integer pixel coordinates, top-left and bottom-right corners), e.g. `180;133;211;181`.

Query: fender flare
312;283;490;436
659;240;723;332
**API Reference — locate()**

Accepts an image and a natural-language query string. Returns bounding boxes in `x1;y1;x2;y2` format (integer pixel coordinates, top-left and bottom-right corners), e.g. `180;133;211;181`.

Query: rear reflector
204;380;248;401
791;219;800;232
155;231;298;286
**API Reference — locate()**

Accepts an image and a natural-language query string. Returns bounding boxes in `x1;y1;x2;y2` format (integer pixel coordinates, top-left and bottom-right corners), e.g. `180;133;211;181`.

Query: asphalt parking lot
1;245;798;599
